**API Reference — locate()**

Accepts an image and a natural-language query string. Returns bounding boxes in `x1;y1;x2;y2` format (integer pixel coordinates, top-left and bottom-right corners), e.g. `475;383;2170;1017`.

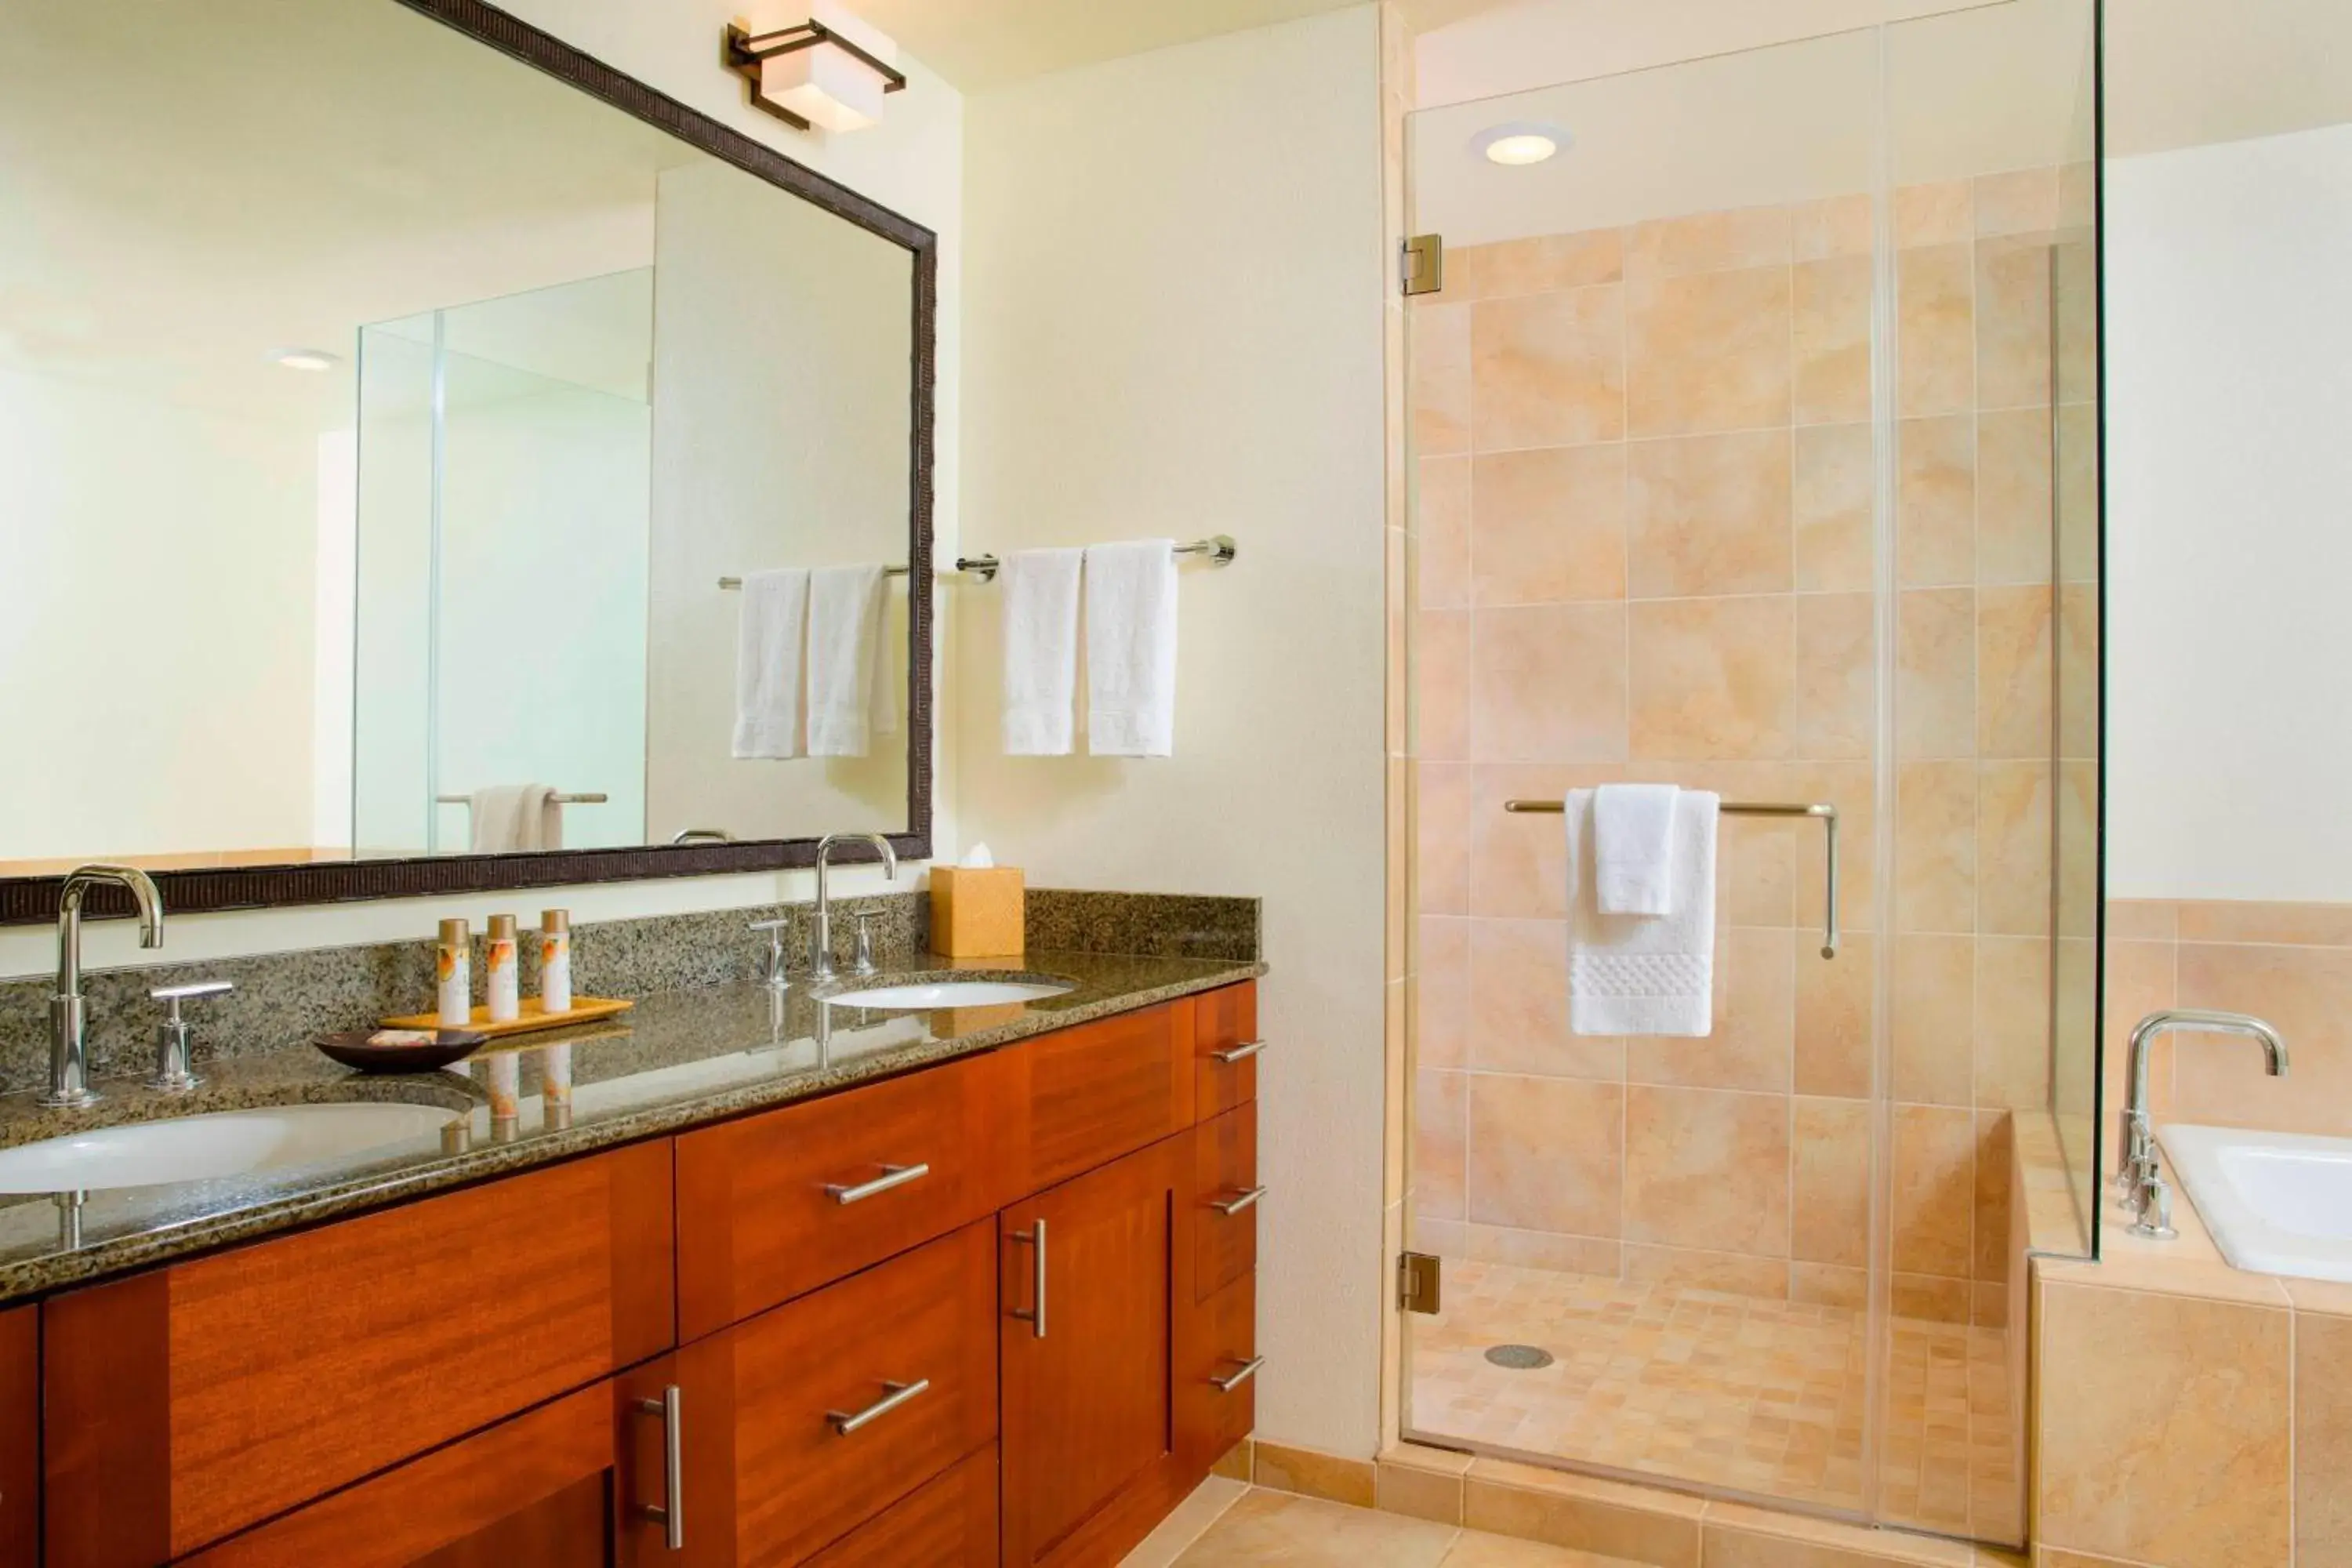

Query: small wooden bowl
314;1029;488;1073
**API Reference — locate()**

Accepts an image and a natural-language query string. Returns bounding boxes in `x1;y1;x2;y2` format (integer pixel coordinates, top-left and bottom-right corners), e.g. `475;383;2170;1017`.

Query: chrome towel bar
1504;797;1840;959
717;533;1238;590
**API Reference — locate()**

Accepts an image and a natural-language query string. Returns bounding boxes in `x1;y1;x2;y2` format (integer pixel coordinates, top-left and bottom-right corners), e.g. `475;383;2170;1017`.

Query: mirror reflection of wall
0;0;916;877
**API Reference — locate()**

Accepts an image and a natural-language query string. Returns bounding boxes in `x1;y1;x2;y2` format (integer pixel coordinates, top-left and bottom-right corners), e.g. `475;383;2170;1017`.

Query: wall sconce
725;2;905;133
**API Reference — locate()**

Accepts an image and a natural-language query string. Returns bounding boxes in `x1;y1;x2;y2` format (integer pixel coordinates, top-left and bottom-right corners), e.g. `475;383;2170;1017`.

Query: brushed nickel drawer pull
1210;1356;1265;1393
633;1385;686;1550
1010;1220;1047;1338
1210;1185;1268;1216
825;1161;931;1204
1212;1040;1265;1064
827;1377;931;1436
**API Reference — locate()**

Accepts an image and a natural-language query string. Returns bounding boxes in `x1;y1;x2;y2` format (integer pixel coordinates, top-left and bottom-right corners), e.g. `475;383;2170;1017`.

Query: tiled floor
1406;1260;2021;1543
1123;1483;1650;1567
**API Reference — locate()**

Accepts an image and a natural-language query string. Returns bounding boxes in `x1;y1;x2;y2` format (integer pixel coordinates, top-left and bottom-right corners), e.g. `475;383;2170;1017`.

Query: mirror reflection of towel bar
716;533;1239;590
1503;797;1840;959
436;793;608;806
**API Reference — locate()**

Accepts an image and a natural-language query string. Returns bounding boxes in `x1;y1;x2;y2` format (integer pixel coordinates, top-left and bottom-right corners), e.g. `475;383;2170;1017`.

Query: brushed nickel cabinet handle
634;1385;685;1550
1212;1040;1265;1064
1210;1185;1268;1216
825;1161;931;1204
1209;1356;1265;1393
827;1377;931;1435
1010;1220;1047;1338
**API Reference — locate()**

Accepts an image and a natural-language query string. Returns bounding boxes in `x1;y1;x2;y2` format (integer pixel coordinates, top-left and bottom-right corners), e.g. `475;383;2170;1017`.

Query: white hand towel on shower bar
1593;782;1682;914
1566;786;1719;1037
1001;546;1084;755
1084;539;1179;757
732;567;810;760
808;564;888;757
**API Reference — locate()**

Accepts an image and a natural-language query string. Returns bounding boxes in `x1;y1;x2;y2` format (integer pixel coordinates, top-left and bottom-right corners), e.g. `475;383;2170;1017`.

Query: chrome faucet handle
2132;1167;2179;1240
851;913;883;976
747;919;791;991
148;980;232;1094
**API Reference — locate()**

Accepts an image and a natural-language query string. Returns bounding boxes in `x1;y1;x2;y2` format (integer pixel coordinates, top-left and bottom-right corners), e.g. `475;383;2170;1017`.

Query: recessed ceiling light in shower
268;348;339;372
1473;122;1570;167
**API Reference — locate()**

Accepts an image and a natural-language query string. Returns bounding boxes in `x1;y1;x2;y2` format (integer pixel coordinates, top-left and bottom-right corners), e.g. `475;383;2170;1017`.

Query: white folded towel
469;784;561;853
1085;539;1179;757
733;567;810;760
1001;547;1083;756
808;564;889;757
1566;787;1719;1036
1594;783;1682;915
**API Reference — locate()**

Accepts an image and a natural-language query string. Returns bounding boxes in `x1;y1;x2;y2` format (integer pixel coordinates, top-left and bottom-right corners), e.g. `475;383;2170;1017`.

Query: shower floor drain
1484;1343;1555;1370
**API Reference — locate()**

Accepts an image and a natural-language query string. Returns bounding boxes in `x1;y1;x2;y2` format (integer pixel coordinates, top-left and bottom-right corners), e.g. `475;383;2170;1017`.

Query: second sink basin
0;1102;459;1193
823;979;1074;1010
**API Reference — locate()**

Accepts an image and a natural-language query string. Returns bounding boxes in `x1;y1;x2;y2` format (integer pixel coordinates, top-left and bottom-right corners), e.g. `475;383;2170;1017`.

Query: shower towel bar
437;792;608;806
714;534;1238;590
1504;797;1840;959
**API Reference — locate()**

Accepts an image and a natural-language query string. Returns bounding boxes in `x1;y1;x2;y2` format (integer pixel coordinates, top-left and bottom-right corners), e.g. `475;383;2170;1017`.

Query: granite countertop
0;949;1264;1303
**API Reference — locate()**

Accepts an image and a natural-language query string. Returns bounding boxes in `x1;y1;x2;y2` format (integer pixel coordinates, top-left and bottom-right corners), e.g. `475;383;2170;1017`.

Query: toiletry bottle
437;918;472;1028
540;909;572;1014
486;1049;521;1121
485;914;520;1024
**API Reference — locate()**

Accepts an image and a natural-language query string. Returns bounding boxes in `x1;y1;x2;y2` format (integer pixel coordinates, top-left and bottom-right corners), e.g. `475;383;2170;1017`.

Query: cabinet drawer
676;1049;1013;1337
1193;1100;1259;1303
1193;982;1260;1118
1004;1000;1194;1194
176;1366;675;1568
680;1220;998;1566
45;1139;675;1567
1178;1272;1258;1472
804;1443;998;1567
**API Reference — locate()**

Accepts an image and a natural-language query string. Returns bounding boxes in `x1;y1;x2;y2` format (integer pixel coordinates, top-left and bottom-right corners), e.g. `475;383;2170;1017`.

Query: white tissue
961;844;996;869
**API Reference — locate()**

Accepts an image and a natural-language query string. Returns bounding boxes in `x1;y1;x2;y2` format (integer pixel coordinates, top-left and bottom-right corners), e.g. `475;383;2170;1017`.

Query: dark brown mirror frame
0;0;935;927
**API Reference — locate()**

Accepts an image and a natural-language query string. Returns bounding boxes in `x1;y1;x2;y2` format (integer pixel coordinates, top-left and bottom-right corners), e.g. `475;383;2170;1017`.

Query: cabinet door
176;1362;680;1567
1000;1133;1196;1568
0;1305;31;1567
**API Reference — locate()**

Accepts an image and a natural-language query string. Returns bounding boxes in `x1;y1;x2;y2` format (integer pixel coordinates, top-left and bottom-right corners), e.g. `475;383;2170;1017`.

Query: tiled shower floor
1406;1260;2021;1544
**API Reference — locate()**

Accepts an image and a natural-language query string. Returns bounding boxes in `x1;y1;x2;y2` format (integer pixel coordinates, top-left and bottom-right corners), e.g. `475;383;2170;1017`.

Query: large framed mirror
0;0;935;924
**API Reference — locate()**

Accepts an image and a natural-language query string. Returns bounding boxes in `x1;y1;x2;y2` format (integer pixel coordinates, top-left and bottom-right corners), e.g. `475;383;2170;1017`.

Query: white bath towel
1084;539;1179;757
469;784;561;853
732;567;810;760
1566;787;1719;1036
808;564;889;757
1594;783;1682;915
1000;547;1083;755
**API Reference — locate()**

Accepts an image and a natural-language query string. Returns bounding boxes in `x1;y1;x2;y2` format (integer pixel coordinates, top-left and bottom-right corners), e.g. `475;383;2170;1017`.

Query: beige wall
959;8;1391;1458
0;0;965;982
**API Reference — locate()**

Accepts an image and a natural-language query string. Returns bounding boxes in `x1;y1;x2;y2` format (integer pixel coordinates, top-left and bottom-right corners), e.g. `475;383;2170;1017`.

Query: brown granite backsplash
0;887;1260;1095
0;892;927;1095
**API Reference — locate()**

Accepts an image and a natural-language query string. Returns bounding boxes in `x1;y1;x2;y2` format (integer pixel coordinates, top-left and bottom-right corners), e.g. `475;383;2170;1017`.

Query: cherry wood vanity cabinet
28;979;1261;1568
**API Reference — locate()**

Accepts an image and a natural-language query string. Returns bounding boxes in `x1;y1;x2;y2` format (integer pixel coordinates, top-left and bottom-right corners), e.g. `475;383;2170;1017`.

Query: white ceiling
851;0;1370;90
2104;0;2352;157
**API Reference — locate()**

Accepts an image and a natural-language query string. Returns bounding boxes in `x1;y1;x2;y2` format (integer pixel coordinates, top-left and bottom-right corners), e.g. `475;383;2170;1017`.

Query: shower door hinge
1398;1250;1443;1314
1402;234;1444;296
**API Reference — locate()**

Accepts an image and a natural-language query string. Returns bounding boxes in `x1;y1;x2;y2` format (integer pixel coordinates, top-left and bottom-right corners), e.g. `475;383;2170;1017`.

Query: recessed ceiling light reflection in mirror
1472;122;1570;167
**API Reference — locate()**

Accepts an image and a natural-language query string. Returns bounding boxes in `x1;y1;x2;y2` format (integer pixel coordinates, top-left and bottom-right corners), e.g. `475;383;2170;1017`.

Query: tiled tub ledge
2031;1146;2350;1568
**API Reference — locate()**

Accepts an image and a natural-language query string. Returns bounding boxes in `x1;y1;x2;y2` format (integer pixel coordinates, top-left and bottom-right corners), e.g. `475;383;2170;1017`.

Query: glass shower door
1400;25;1896;1522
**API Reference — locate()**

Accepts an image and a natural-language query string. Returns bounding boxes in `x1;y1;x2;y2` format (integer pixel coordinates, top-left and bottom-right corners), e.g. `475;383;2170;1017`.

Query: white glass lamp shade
747;1;898;132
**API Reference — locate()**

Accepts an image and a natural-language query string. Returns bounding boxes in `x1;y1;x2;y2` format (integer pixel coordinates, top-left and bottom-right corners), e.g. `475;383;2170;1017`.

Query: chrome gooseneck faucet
811;834;897;982
48;863;166;1109
2120;1007;2288;1238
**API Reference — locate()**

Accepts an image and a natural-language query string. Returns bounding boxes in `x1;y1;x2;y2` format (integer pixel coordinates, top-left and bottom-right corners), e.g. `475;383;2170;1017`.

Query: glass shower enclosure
350;270;655;856
1400;1;2100;1545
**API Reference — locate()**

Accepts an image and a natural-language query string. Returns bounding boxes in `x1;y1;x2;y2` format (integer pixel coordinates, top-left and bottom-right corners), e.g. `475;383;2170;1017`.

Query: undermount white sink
0;1102;459;1194
823;980;1073;1010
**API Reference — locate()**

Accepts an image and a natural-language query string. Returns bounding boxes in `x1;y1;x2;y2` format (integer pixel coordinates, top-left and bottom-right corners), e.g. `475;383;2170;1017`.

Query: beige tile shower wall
2103;898;2352;1165
1411;171;2075;1327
